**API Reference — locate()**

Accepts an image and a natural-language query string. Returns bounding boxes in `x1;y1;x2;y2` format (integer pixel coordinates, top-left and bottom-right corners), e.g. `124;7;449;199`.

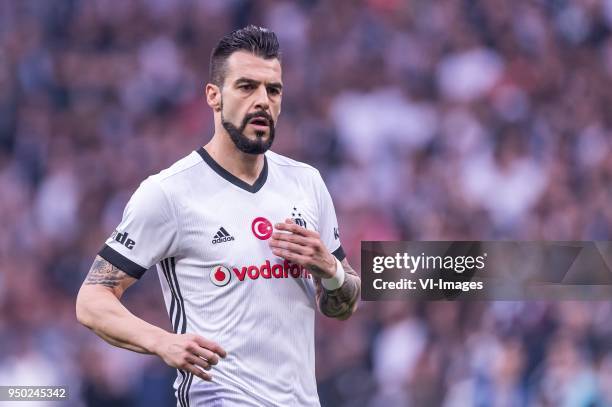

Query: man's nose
253;85;270;111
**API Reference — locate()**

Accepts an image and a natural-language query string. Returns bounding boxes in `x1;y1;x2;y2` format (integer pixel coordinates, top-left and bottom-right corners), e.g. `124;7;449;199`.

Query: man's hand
153;332;227;382
77;256;228;381
269;219;361;320
269;219;336;279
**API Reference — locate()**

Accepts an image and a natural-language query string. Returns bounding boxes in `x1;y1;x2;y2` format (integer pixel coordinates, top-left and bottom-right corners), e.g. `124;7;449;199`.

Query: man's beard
221;107;275;155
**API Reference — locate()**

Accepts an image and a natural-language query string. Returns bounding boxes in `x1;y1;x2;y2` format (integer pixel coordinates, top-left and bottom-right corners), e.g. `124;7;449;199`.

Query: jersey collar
197;147;268;194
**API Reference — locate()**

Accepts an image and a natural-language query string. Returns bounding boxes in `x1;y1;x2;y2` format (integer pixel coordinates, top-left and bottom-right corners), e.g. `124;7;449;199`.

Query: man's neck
203;135;265;185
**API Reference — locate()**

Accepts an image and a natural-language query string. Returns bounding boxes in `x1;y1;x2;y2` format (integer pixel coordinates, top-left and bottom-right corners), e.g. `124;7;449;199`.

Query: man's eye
267;87;280;95
240;84;254;90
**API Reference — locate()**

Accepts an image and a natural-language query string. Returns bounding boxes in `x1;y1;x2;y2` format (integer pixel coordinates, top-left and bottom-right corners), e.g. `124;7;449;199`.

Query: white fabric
104;149;342;406
321;257;346;290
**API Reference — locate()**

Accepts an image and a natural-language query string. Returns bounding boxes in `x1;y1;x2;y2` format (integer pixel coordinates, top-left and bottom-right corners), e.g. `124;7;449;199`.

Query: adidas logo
212;227;235;244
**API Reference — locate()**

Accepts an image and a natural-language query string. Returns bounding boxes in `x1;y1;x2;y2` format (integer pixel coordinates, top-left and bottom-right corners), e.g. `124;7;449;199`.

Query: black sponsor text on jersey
111;230;136;250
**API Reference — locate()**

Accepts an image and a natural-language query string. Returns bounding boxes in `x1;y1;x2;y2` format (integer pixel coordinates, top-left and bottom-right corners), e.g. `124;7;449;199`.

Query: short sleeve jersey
99;147;344;407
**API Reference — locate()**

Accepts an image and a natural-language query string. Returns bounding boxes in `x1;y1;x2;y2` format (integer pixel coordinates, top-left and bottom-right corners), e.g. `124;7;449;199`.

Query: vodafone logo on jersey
252;217;273;240
233;260;312;281
209;260;313;287
210;265;231;287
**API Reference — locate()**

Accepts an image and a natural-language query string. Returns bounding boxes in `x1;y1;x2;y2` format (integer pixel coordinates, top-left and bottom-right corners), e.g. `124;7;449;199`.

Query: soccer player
75;25;360;406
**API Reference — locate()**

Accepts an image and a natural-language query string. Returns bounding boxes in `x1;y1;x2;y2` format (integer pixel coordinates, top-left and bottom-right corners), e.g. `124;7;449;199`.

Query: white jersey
100;147;344;407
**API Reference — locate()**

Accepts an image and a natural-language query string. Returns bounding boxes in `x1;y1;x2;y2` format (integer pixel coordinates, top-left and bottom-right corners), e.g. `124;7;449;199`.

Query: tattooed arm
76;256;227;381
76;255;166;354
314;258;361;320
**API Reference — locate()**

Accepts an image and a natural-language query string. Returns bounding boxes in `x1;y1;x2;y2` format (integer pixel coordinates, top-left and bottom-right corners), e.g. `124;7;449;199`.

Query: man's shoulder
150;150;203;184
137;150;205;204
265;150;320;176
265;151;330;193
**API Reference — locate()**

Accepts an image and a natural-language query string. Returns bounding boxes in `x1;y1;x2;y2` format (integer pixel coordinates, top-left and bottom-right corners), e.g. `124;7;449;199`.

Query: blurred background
1;0;612;405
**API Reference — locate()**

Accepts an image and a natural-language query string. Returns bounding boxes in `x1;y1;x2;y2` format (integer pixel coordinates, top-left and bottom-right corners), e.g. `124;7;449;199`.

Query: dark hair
210;25;281;87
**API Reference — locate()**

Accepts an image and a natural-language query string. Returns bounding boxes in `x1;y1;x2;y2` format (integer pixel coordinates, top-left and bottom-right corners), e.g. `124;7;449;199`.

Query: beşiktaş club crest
291;206;307;228
210;265;231;287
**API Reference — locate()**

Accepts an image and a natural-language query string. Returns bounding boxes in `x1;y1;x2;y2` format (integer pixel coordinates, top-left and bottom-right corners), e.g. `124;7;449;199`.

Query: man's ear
205;83;222;112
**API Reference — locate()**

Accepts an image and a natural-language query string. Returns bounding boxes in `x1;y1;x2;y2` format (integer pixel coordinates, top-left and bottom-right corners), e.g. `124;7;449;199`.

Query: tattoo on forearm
84;256;127;288
316;259;361;320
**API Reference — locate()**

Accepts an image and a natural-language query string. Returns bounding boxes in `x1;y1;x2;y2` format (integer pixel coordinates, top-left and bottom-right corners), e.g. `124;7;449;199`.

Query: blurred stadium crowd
1;0;612;405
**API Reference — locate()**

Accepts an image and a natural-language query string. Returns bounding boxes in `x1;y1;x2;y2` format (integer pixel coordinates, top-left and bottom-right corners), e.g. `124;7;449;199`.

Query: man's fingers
275;221;310;237
275;219;320;238
271;248;308;264
184;364;212;381
269;239;313;256
192;336;227;359
187;345;220;365
270;232;312;246
186;354;211;371
201;349;219;365
274;222;300;233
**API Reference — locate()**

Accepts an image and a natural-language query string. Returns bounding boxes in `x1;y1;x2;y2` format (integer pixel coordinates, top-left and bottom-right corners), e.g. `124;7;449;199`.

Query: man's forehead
224;51;282;83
